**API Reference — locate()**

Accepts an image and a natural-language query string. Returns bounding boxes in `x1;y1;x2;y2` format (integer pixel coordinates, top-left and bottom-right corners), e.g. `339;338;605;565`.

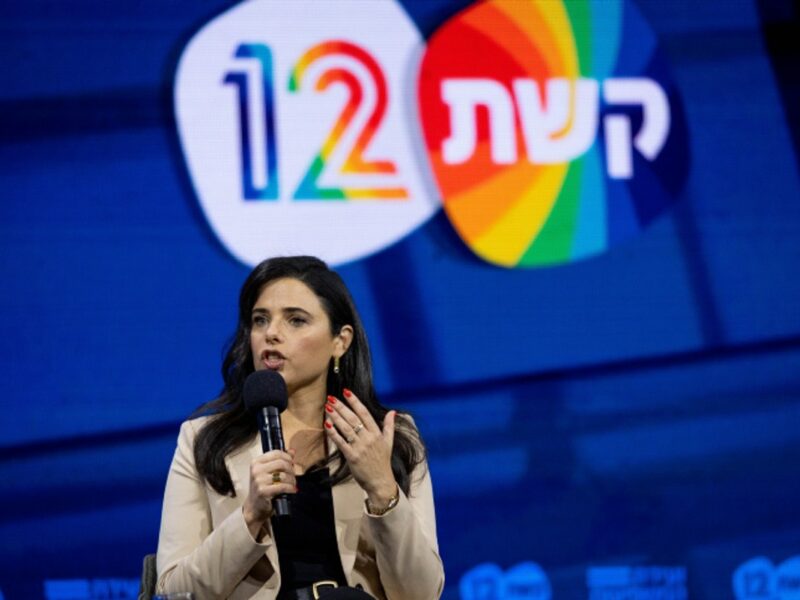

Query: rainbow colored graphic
417;0;686;267
290;41;407;200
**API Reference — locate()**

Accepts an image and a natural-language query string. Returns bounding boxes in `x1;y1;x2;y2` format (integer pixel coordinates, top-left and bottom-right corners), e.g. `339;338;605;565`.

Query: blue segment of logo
44;580;91;600
503;563;551;600
587;566;687;600
777;557;800;597
224;44;280;200
460;563;505;600
733;557;776;600
734;556;800;600
43;579;140;600
460;562;551;600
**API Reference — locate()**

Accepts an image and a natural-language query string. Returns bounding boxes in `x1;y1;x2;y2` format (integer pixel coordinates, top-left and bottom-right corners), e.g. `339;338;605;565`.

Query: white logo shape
440;77;669;178
174;0;435;267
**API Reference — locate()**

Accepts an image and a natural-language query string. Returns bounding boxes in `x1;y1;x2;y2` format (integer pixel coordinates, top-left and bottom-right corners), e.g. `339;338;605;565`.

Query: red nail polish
343;388;352;398
325;404;334;413
325;421;333;429
327;395;337;404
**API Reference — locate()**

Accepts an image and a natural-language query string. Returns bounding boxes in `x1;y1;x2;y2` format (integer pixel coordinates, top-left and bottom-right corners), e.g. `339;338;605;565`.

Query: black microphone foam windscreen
243;370;288;412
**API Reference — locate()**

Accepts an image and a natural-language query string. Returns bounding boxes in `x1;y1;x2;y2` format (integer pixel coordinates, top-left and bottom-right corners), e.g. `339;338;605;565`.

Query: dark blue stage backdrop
1;1;799;599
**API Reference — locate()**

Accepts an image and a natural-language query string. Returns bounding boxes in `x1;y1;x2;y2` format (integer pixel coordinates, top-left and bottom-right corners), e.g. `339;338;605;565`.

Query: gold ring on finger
353;423;364;434
271;471;281;484
346;435;355;444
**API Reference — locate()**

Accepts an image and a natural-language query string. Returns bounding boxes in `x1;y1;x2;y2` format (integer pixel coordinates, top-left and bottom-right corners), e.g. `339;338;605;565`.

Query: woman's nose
264;320;281;341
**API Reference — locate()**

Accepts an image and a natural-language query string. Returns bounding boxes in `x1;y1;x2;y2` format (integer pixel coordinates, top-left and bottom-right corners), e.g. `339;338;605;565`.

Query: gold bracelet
365;488;400;516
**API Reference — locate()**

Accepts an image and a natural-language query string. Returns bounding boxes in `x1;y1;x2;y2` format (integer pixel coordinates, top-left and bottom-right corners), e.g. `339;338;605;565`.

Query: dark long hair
192;256;426;497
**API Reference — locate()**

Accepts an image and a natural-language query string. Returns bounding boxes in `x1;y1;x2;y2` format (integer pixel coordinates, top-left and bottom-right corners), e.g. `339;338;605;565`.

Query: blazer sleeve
365;426;445;600
155;419;272;598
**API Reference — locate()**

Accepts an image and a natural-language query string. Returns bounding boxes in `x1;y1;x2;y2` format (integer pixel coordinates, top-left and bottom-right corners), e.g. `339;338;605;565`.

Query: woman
156;256;444;600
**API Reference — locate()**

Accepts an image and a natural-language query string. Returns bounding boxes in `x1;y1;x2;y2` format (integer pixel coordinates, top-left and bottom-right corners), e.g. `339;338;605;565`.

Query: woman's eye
252;315;268;326
289;317;307;326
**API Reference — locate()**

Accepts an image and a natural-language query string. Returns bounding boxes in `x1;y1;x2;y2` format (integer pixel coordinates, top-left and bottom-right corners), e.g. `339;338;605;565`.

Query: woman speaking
156;256;444;600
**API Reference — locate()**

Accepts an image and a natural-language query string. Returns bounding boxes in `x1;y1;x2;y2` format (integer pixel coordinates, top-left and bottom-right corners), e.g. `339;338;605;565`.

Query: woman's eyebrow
252;306;312;315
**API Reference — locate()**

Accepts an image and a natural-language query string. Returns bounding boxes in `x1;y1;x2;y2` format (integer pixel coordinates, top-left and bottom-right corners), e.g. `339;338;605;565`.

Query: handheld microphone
243;370;291;517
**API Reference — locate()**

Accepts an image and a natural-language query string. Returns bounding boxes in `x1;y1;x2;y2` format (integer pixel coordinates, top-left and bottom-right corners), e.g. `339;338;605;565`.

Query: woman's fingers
258;449;294;463
341;389;382;435
325;401;361;449
250;449;294;470
324;417;356;460
326;394;359;430
250;451;297;494
382;409;396;448
326;391;381;440
244;450;297;529
324;392;399;495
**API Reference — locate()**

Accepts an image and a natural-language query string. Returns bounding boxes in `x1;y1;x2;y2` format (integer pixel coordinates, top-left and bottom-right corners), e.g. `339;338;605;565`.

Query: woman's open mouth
261;350;286;370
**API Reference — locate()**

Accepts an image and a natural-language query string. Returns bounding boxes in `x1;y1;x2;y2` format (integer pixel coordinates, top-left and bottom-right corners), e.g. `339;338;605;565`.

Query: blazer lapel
326;436;365;580
227;436;281;576
230;433;364;582
331;469;365;579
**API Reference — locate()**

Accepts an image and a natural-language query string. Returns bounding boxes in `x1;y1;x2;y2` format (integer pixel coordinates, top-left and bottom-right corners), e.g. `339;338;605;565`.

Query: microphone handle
258;407;291;517
266;406;285;451
273;496;291;516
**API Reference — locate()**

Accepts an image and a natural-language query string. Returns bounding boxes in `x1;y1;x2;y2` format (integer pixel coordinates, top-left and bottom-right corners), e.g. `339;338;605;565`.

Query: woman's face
249;277;351;399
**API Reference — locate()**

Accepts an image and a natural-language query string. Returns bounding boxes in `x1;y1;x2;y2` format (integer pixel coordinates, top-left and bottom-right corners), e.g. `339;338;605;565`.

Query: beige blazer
156;417;444;600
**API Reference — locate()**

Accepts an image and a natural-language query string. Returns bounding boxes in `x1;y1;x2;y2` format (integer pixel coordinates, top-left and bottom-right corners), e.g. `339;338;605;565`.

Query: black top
272;468;348;597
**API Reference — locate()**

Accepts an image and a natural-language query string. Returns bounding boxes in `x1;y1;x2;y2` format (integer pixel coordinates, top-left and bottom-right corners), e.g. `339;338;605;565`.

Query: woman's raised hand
242;449;296;537
324;389;398;507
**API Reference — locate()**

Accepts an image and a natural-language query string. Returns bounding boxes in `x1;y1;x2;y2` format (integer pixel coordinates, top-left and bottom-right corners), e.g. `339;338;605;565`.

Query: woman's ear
333;325;354;359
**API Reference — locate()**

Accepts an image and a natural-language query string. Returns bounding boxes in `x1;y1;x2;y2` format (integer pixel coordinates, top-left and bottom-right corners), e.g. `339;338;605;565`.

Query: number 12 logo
224;40;407;201
174;0;433;267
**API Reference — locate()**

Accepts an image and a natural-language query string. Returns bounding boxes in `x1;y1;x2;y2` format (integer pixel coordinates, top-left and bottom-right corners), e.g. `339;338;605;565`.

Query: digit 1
223;43;279;200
